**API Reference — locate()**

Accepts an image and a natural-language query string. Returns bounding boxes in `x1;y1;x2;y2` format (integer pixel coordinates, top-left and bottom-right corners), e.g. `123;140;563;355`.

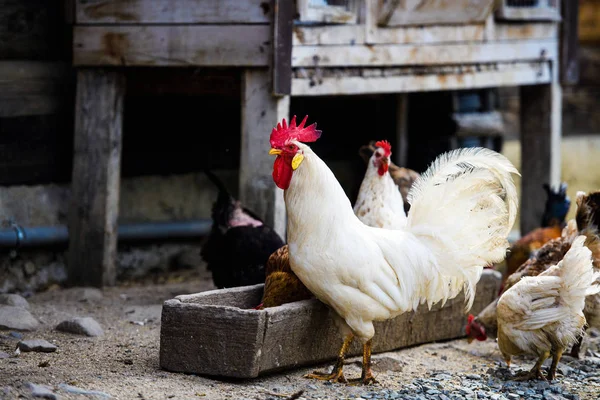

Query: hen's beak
269;148;282;156
466;337;474;344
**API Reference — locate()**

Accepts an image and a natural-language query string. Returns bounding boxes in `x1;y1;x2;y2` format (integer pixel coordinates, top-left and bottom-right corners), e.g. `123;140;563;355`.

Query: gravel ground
0;274;599;400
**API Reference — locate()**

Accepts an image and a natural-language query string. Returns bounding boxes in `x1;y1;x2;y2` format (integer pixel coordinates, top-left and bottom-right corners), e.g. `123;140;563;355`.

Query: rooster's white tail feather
407;147;519;311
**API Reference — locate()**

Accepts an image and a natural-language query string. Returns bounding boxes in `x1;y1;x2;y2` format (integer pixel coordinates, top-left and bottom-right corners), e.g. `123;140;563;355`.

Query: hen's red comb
375;140;392;157
270;115;322;148
467;314;475;323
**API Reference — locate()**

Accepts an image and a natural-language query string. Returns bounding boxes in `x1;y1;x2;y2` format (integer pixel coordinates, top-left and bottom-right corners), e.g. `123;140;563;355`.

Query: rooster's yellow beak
466;337;474;344
269;148;282;156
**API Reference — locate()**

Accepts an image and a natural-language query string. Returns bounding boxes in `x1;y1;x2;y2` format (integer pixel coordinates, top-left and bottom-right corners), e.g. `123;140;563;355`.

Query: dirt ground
1;273;598;400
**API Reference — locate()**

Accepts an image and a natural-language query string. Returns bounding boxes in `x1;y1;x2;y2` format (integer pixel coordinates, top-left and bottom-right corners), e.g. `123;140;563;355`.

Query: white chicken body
353;149;407;229
497;235;600;359
285;143;519;343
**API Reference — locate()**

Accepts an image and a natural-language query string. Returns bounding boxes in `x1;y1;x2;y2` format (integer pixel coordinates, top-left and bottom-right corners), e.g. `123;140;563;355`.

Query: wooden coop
55;0;575;286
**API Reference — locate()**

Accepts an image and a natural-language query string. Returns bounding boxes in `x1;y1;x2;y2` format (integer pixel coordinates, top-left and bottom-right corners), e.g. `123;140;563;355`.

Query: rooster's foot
348;372;378;386
512;369;546;381
304;370;347;383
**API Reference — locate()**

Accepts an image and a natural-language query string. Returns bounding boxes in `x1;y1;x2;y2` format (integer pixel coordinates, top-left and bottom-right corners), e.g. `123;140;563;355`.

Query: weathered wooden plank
292;23;557;46
75;0;271;24
291;62;551;95
560;0;579;85
68;69;124;287
160;270;502;378
492;23;558;41
73;25;271;66
520;82;562;235
0;0;65;60
292;41;557;67
378;0;495;27
273;0;294;96
0;61;71;117
240;70;288;239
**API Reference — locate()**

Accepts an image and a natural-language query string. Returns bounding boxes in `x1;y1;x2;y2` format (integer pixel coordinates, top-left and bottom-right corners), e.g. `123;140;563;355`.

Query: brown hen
255;245;313;310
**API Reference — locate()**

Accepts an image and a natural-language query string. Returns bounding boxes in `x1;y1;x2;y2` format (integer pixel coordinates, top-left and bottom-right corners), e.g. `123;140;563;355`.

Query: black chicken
200;170;285;289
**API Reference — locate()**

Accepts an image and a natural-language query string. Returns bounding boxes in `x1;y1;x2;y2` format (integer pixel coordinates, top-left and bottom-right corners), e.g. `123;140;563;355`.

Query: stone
0;306;39;331
18;339;57;353
71;288;103;302
27;383;58;399
57;384;110;398
55;317;103;337
0;294;30;309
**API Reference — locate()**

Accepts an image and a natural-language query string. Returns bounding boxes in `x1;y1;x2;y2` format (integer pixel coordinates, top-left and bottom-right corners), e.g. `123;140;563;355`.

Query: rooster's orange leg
348;339;377;385
513;351;549;381
305;334;353;383
548;348;564;381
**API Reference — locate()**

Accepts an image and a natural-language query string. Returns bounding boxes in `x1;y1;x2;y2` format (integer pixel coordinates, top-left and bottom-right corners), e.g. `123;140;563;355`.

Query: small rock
558;364;574;376
38;360;50;367
56;317;103;337
70;287;103;302
18;339;57;353
465;374;481;380
58;384;110;398
0;294;30;309
0;351;9;359
507;394;519;399
9;331;23;339
27;383;58;399
0;306;39;331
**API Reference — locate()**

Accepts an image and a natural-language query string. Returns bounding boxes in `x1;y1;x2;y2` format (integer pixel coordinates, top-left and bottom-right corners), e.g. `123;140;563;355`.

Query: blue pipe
0;220;212;249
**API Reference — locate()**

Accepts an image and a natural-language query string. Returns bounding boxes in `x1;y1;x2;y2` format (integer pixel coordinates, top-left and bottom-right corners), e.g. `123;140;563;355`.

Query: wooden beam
75;0;271;24
519;81;562;236
68;69;125;288
240;69;288;239
0;61;71;118
292;23;557;46
292;62;551;96
560;0;579;85
73;25;271;67
292;41;557;67
394;94;408;168
272;0;294;96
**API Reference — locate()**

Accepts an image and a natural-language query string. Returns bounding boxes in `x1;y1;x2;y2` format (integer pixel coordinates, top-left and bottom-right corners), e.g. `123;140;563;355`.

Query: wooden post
394;94;409;167
272;0;294;95
519;78;561;235
560;0;579;85
68;69;125;287
240;69;288;239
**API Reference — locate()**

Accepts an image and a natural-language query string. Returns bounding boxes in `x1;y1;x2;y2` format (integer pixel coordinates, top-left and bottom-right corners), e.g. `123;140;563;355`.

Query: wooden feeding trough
159;270;502;379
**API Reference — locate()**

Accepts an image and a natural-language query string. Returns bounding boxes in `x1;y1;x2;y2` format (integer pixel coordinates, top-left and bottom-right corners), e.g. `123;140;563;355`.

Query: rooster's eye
288;145;295;150
375;153;381;158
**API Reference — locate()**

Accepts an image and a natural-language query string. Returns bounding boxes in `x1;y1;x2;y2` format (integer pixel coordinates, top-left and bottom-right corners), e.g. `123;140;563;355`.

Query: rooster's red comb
270;115;322;148
375;140;392;157
467;314;475;323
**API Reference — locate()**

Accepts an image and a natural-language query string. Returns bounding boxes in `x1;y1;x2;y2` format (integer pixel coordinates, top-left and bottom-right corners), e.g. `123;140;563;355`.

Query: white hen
497;235;600;381
268;116;519;384
354;140;407;229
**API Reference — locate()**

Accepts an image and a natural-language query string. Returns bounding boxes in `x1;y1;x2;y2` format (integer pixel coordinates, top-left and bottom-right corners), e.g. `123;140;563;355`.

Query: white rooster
268;116;519;384
354;140;408;229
